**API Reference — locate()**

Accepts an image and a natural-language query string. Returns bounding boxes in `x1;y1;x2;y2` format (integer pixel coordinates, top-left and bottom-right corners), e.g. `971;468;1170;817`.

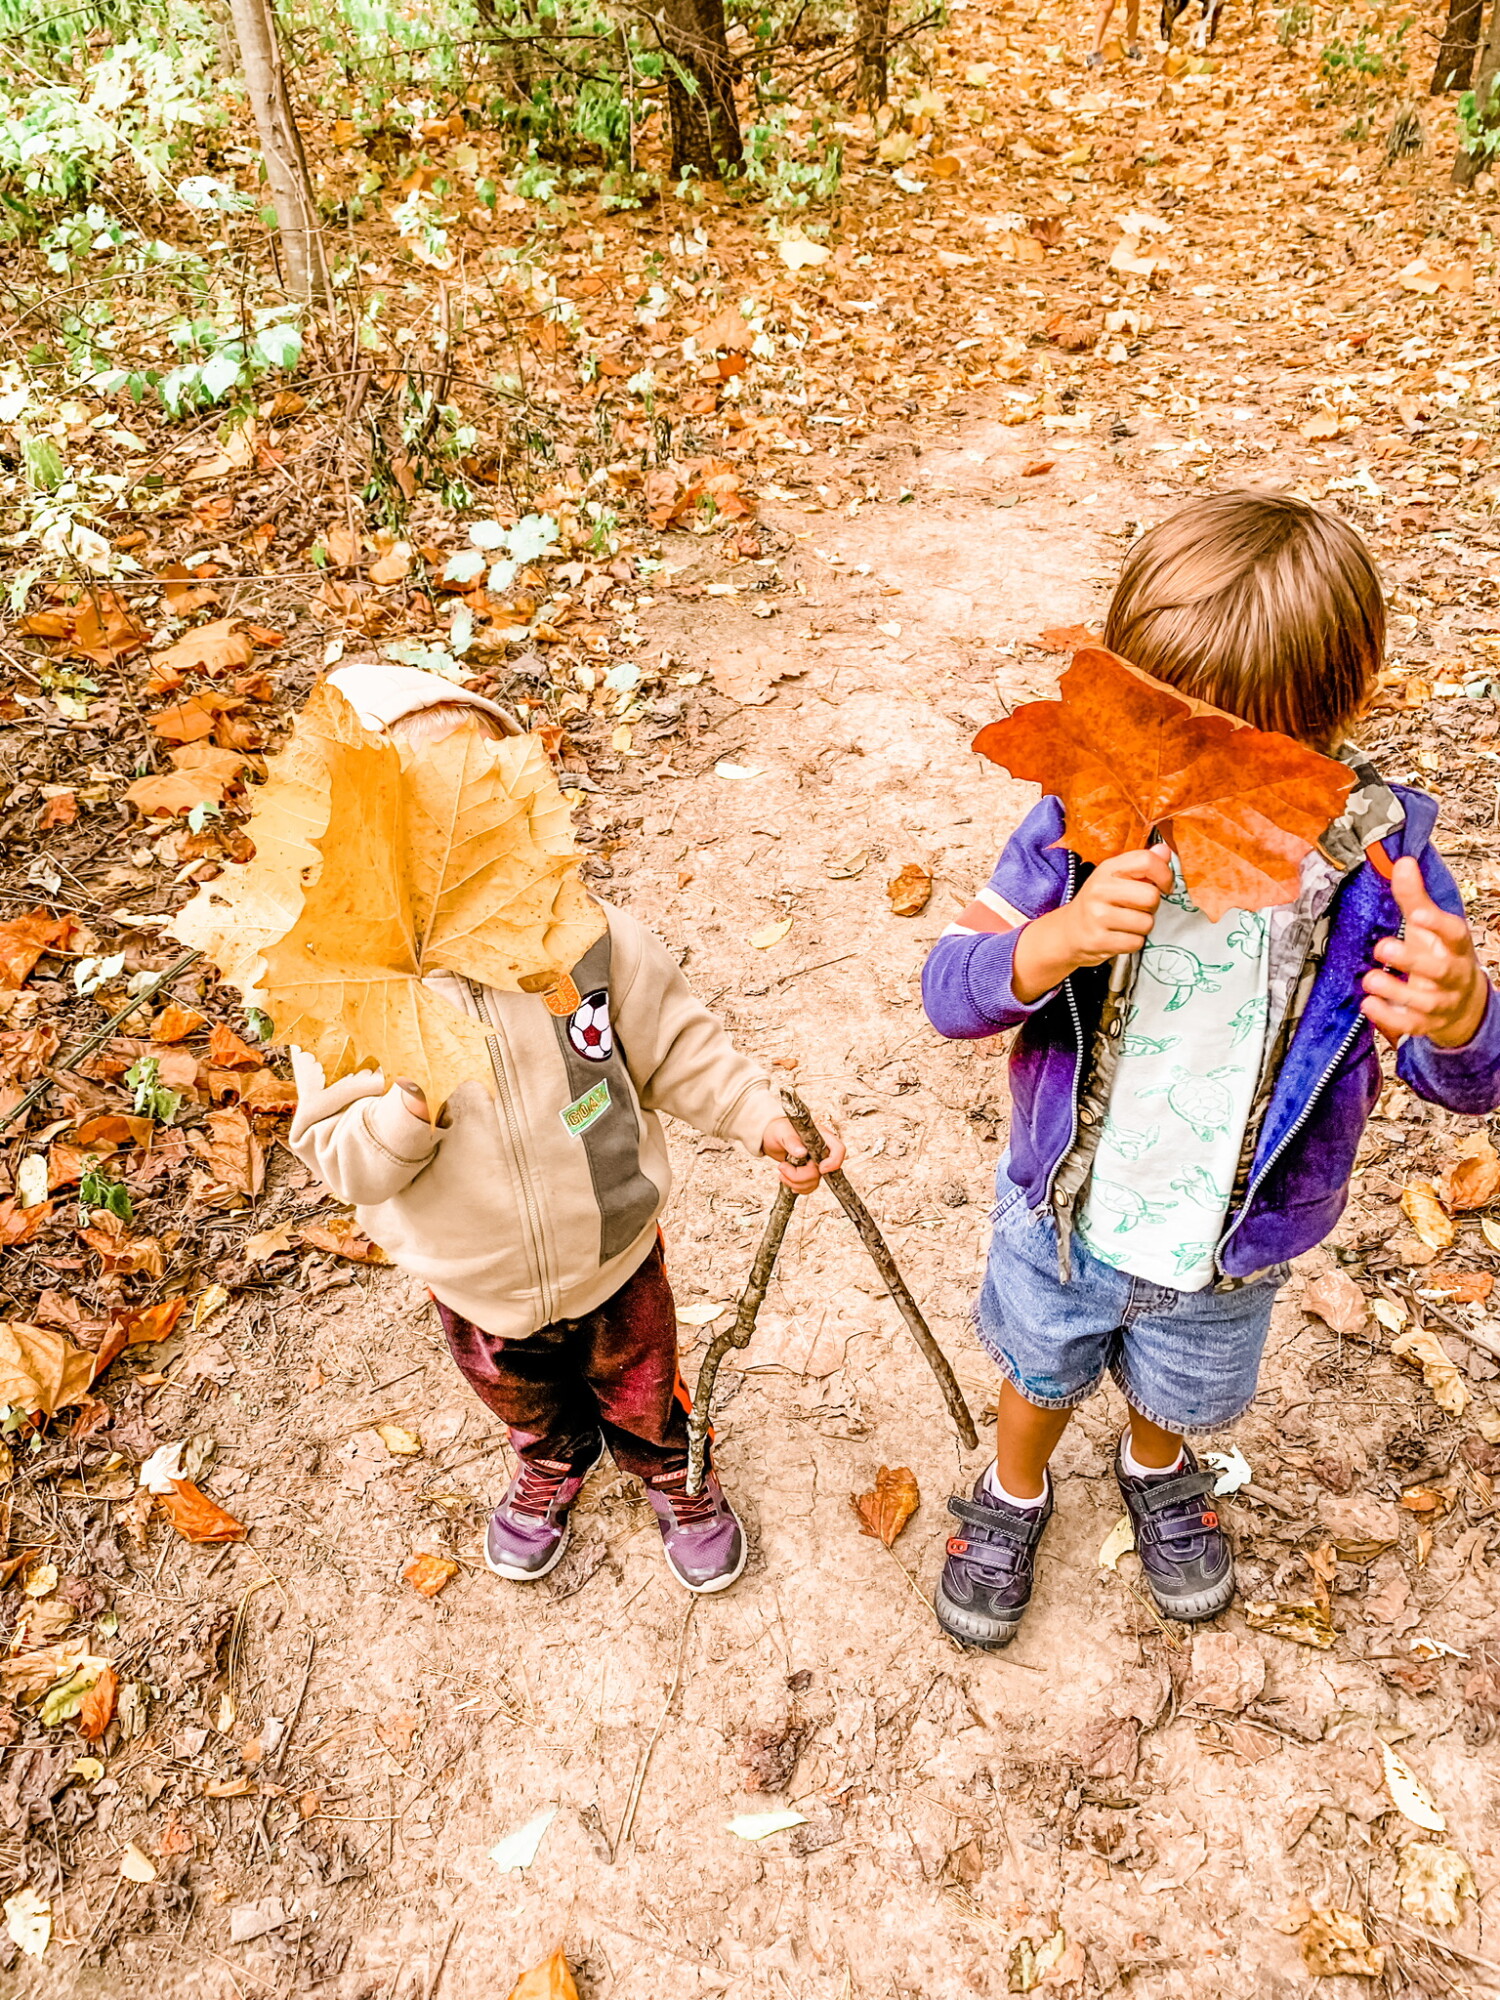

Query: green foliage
1458;83;1500;163
125;1056;183;1124
79;1163;133;1223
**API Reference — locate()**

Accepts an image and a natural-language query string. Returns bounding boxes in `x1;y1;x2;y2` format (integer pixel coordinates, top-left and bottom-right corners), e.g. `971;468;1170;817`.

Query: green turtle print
1077;859;1272;1292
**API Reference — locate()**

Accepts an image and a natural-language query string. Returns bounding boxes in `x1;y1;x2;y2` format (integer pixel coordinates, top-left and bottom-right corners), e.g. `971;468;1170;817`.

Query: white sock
1121;1431;1185;1480
984;1462;1050;1511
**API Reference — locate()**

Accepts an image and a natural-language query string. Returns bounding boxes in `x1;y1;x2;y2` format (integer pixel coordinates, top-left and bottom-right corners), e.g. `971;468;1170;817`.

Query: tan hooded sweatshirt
287;665;782;1336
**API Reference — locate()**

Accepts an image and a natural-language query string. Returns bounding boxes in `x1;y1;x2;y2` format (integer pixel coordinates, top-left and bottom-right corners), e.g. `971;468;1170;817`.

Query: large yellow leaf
255;719;603;1107
174;680;367;995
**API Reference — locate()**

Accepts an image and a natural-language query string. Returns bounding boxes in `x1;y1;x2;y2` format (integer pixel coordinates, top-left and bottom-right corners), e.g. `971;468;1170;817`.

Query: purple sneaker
935;1471;1052;1649
645;1469;747;1594
1114;1440;1234;1622
485;1444;603;1582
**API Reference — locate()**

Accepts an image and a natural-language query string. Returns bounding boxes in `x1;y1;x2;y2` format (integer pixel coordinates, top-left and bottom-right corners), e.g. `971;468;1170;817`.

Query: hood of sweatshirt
326;660;519;735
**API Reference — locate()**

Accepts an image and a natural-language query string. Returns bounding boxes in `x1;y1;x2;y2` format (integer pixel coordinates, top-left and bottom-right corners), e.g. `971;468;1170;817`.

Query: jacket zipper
475;986;555;1323
1043;852;1084;1209
1216;904;1402;1272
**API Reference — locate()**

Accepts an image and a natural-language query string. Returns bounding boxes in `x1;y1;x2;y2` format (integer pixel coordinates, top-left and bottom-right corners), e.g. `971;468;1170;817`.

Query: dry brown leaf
886;864;933;918
243;1223;296;1262
78;1665;117;1742
0;909;73;990
0;1322;96;1417
974;650;1354;920
36;792;76;830
1302;1270;1368;1335
851;1466;920;1547
78;1213;165;1278
403;1554;459;1597
1299;412;1342;441
1401;1181;1457;1250
149;619;255;678
1397;1842;1476;1926
0;1640;94;1698
1437;1132;1500;1214
1391;1325;1470;1417
123;770;228;818
1243;1600;1336;1649
368;544;412;586
299;1214;389;1264
187;1107;264;1198
208;1023;262;1069
1425;1270;1494;1303
1299;1909;1385;1978
114;1298;186;1347
506;1949;581;2000
0;1199;52;1248
1036;623;1101;652
74;1114;153;1152
155;1480;246;1544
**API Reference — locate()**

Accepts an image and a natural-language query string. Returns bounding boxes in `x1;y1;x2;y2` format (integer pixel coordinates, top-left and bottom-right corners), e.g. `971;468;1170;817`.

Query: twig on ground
425;1919;461;2000
615;1596;696;1854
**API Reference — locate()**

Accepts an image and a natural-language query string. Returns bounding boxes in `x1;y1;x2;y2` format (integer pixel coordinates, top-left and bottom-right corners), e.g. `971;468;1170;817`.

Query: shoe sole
934;1584;1025;1650
1144;1566;1236;1623
661;1532;749;1596
484;1445;605;1584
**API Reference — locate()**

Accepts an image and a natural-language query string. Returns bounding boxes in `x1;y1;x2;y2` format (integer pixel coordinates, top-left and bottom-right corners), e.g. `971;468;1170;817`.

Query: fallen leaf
1437;1132;1500;1213
1098;1513;1136;1569
79;1212;165;1278
1397;1841;1476;1926
368;543;412;586
208;1023;263;1069
726;1809;810;1839
377;1423;423;1456
149;618;255;678
37;791;77;829
119;1842;157;1883
749;916;794;949
115;1298;187;1347
179;691;603;1113
1401;1181;1457;1251
0;1321;97;1417
775;234;829;270
244;1223;297;1262
826;849;869;878
155;1480;247;1545
489;1806;557;1873
1037;624;1101;652
1299;412;1343;441
299;1215;390;1263
1303;1269;1368;1334
187;1106;264;1197
75;1114;154;1151
1425;1270;1493;1303
1483;1217;1500;1254
403;1553;458;1596
78;1664;118;1741
4;1885;51;1959
151;1005;205;1043
0;1199;53;1248
1391;1325;1470;1418
1382;1743;1445;1830
886;863;933;918
204;1776;256;1798
1204;1444;1252;1495
1244;1600;1336;1649
675;1301;729;1325
506;1951;580;2000
1299;1909;1384;1979
123;769;230;818
972;649;1354;919
850;1465;919;1547
0;909;72;990
1372;1297;1407;1333
1007;1927;1071;1991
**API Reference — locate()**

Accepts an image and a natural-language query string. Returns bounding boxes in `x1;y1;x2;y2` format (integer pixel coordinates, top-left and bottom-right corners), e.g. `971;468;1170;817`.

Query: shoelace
508;1459;574;1520
656;1477;722;1529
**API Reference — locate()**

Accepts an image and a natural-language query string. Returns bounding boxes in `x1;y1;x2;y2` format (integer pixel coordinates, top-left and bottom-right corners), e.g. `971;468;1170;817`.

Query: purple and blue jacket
922;786;1500;1281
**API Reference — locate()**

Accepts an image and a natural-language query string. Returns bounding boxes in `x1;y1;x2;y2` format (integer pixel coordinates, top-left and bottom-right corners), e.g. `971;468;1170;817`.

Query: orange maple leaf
973;648;1355;920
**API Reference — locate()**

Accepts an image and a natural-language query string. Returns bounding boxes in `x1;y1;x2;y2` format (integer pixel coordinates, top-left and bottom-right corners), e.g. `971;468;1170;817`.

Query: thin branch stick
614;1597;695;1853
779;1086;978;1452
685;1182;796;1495
0;947;204;1137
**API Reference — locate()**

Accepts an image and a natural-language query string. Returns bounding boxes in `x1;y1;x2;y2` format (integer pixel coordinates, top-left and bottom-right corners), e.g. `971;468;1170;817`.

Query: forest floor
7;0;1500;1995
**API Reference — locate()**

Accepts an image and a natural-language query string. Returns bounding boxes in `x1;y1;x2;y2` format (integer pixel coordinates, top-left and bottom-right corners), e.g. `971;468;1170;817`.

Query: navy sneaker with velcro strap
934;1471;1053;1650
1114;1439;1234;1622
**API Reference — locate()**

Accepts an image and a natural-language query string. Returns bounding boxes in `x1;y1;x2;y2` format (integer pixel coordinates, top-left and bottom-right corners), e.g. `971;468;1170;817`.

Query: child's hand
1012;846;1173;1003
1363;857;1491;1048
762;1116;846;1194
394;1078;431;1121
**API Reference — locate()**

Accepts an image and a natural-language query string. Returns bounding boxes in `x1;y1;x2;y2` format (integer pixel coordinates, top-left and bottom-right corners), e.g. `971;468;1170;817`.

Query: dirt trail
28;404;1500;2000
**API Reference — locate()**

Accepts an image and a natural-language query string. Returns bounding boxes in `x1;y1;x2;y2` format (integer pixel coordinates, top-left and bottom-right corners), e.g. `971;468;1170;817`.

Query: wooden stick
685;1182;796;1494
778;1086;978;1452
0;946;204;1136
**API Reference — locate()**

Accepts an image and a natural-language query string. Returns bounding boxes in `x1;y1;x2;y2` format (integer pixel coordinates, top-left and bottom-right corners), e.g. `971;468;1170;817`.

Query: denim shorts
975;1166;1286;1434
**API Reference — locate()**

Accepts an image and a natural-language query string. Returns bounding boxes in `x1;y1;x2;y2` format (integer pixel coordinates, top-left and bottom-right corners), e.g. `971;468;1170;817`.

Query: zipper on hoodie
475;986;555;1324
1216;903;1402;1273
1041;853;1088;1279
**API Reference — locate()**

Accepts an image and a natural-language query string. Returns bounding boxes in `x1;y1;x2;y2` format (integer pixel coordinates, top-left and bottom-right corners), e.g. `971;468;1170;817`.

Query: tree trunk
851;0;890;108
652;0;742;178
226;0;330;303
1433;0;1483;93
1454;0;1500;182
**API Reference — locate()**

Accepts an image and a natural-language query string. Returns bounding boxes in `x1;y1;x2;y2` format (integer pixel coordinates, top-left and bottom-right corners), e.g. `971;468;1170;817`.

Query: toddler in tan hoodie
288;663;843;1593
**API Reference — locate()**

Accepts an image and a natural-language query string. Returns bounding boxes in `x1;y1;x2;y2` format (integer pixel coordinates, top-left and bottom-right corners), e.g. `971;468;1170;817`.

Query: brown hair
388;701;511;747
1102;489;1385;747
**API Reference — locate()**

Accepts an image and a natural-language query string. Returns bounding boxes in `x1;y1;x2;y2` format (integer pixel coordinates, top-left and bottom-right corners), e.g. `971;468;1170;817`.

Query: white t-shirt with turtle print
1076;863;1270;1292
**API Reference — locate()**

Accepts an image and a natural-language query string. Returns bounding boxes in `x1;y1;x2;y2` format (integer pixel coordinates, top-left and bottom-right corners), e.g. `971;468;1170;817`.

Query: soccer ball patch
567;990;613;1063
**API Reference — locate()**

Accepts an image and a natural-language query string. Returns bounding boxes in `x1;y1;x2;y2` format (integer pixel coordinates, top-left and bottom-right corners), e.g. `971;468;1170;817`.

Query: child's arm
1366;856;1500;1114
286;1052;443;1205
923;798;1170;1038
611;913;844;1191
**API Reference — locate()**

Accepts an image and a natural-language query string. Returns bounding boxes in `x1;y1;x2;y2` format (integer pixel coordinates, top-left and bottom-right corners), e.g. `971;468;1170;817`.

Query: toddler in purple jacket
923;490;1500;1648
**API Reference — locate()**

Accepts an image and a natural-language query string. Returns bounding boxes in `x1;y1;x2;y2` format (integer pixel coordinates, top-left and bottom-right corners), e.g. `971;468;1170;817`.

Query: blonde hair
388;701;511;748
1103;490;1385;747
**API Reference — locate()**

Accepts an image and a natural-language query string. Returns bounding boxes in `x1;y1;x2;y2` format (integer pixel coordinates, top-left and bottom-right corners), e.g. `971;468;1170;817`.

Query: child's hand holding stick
685;1087;979;1494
